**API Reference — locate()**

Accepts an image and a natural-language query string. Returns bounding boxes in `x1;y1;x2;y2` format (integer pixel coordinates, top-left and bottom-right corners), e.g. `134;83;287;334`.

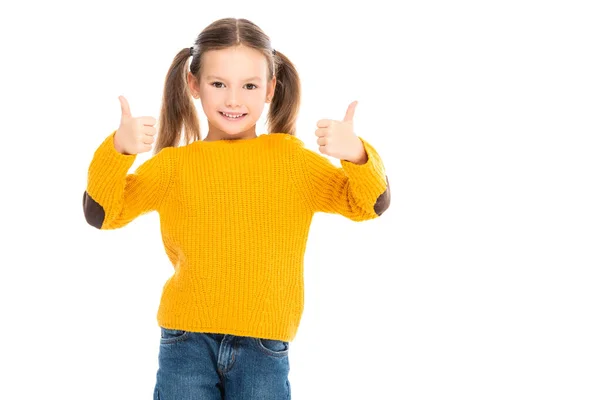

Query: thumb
343;100;358;122
119;95;132;118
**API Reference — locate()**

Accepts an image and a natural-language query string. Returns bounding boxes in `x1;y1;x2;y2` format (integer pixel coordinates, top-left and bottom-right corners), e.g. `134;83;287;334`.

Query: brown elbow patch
83;191;105;229
374;175;391;216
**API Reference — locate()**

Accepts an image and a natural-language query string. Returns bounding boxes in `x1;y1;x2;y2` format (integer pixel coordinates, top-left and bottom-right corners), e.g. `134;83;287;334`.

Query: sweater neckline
193;133;266;145
190;133;293;147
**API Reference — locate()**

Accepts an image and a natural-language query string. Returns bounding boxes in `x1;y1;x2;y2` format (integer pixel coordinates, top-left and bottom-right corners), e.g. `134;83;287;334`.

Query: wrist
345;139;368;164
113;133;130;155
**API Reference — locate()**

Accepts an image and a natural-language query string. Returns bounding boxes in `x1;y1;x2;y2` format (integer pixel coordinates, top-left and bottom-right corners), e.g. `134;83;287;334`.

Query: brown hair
154;18;301;155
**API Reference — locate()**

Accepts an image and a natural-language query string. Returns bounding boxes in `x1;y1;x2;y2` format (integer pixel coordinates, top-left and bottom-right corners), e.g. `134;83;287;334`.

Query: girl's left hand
315;101;367;164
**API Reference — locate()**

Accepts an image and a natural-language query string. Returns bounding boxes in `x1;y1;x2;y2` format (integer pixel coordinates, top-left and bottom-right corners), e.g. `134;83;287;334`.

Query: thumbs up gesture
113;96;158;155
315;101;367;164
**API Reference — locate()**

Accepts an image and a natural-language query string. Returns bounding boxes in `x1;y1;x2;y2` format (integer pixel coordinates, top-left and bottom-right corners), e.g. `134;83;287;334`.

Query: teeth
222;112;244;119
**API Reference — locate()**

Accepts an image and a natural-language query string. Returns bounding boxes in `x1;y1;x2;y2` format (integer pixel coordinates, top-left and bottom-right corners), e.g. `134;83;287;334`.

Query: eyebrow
206;75;262;82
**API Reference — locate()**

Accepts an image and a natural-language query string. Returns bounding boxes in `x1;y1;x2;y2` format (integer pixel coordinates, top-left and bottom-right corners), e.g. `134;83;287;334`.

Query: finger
316;119;331;128
140;116;157;126
316;136;328;146
142;135;155;145
314;127;328;137
141;125;157;136
119;96;132;118
343;100;358;122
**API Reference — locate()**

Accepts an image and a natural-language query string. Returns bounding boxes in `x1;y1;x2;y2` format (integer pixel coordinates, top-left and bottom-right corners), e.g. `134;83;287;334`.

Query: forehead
201;46;268;80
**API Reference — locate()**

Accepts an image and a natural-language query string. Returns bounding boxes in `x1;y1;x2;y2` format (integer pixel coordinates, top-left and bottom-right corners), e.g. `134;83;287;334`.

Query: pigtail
154;47;200;155
267;50;301;136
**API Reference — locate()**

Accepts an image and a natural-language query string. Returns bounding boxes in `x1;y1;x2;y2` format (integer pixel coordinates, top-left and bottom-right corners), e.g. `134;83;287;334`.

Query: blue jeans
153;327;291;399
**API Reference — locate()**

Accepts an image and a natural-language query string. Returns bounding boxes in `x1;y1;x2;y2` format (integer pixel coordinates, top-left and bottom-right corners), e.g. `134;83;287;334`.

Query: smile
220;112;247;120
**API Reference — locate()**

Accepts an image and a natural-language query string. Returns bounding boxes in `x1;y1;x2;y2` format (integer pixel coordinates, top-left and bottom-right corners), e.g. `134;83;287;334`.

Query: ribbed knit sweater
83;130;390;342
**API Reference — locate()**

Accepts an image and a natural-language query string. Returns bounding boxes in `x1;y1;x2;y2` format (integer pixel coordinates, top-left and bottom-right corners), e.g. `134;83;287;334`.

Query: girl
83;17;390;400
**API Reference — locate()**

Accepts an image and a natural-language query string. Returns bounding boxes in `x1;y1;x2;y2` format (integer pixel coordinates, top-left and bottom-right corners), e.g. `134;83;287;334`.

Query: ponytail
154;47;200;155
267;50;301;136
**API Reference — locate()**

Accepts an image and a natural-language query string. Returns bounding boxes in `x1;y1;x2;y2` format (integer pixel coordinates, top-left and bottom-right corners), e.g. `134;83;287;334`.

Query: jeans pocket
255;337;289;357
160;327;191;345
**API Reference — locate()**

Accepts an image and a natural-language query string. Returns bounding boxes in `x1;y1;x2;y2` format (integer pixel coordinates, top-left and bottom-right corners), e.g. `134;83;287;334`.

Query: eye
210;82;258;90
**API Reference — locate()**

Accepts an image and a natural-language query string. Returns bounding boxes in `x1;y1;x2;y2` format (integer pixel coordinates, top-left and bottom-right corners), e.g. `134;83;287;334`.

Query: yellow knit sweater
83;130;390;341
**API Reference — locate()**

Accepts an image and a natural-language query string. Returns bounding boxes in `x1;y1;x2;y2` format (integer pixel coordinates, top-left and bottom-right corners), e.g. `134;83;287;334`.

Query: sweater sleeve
296;136;391;221
82;130;174;230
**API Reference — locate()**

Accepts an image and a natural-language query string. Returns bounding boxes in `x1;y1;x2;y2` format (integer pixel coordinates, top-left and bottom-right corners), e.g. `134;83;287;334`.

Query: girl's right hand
113;95;157;155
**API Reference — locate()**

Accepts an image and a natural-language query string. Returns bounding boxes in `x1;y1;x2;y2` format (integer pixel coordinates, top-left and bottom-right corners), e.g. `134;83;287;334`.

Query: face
189;45;275;141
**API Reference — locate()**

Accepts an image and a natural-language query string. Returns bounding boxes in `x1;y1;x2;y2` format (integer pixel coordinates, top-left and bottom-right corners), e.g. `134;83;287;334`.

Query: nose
226;88;241;108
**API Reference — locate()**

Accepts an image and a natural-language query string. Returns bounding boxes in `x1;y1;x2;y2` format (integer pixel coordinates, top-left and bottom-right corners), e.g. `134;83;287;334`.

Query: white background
1;0;599;399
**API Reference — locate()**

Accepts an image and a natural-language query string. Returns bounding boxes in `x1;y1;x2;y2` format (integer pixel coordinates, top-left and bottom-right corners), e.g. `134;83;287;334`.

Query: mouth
220;112;247;121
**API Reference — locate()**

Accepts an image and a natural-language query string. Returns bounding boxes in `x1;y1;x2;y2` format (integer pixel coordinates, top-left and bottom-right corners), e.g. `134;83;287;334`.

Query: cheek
199;89;218;108
250;90;267;104
199;86;213;99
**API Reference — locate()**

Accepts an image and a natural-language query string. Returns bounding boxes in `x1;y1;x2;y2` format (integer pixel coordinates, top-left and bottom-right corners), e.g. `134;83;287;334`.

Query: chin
220;122;252;136
222;128;246;136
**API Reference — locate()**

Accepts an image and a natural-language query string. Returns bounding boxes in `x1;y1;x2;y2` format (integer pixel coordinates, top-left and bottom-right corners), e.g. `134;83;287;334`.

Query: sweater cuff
87;130;136;202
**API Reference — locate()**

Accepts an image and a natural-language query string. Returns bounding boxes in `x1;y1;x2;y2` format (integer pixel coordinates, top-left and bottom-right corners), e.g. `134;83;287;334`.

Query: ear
187;71;199;97
266;76;276;103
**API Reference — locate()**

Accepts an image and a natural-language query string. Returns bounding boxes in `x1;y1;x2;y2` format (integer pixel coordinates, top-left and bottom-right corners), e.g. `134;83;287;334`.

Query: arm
82;130;174;230
297;136;391;221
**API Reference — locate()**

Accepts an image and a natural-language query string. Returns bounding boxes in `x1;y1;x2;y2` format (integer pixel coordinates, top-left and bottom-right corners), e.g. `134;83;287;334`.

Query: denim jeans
153;327;291;400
